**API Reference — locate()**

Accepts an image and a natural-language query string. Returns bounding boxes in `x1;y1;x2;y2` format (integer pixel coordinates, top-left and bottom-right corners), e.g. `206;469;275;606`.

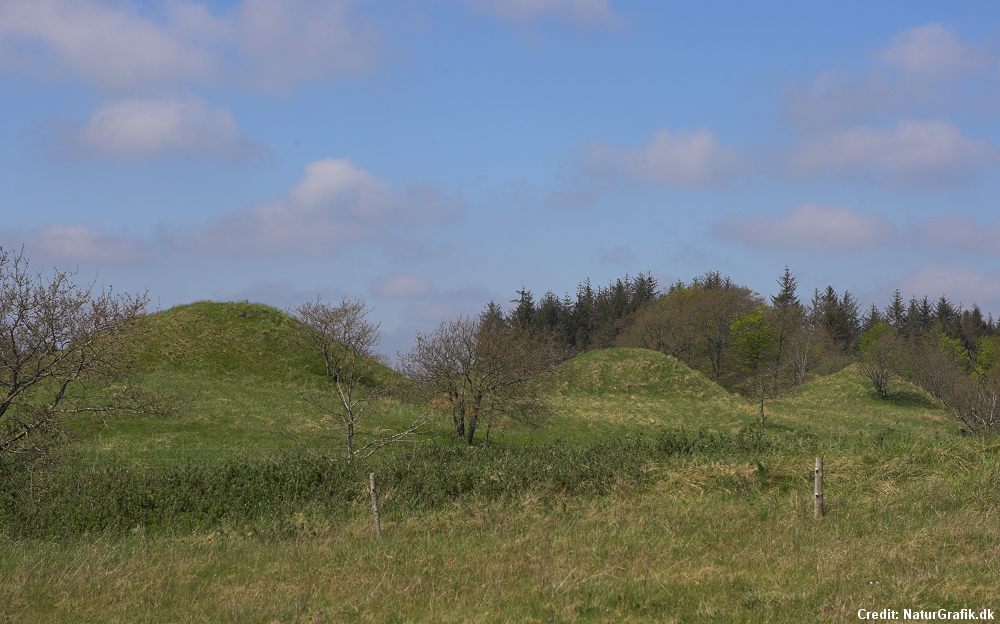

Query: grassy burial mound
132;300;401;385
544;348;749;436
66;301;419;464
766;364;953;437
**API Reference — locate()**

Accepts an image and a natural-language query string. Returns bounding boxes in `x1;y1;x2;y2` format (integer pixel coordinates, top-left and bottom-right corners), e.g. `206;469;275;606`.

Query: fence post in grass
814;457;825;518
369;472;382;538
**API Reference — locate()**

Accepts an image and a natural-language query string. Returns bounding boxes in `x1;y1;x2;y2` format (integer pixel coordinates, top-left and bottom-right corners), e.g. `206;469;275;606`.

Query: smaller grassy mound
542;348;750;437
552;348;732;400
767;364;954;437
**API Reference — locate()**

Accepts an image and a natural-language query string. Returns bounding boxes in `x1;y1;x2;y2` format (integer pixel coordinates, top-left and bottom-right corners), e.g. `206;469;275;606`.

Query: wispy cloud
785;23;993;126
586;128;736;188
3;224;150;265
714;203;893;251
899;266;1000;310
372;274;436;299
0;0;377;92
877;23;984;79
458;0;618;26
791;119;997;184
173;158;462;256
917;216;1000;255
68;95;266;160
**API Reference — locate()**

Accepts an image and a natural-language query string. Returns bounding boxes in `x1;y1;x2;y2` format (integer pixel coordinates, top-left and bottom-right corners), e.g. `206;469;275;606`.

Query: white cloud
587;128;735;188
0;0;376;91
460;0;617;25
785;24;990;127
877;23;982;79
222;0;378;90
792;119;997;183
899;266;1000;310
714;203;892;251
373;274;436;299
0;0;216;90
9;224;149;265
176;158;460;256
72;95;266;159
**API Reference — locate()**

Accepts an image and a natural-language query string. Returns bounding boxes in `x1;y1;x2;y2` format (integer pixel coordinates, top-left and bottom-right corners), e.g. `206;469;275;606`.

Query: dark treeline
497;272;660;353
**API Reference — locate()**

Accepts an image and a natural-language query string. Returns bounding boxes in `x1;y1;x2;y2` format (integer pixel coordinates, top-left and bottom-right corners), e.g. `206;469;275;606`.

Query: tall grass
0;428;777;539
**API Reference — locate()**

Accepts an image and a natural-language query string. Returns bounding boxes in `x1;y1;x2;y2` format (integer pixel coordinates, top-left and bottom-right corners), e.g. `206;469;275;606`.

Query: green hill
132;300;401;387
767;363;953;437
542;348;751;437
68;301;416;464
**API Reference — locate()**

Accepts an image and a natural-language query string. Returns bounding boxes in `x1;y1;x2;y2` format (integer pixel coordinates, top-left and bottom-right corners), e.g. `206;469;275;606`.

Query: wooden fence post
814;457;824;518
369;472;382;538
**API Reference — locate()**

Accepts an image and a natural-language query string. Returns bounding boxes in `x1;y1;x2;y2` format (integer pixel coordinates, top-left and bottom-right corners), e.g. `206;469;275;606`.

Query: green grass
3;435;998;622
0;302;992;622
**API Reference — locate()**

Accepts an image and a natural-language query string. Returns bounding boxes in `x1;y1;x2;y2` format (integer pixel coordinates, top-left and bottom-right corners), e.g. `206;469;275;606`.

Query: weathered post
369;472;382;538
814;457;824;518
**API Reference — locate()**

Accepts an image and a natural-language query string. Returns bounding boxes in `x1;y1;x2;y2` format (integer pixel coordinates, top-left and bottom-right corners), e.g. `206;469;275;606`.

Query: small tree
0;247;147;463
730;306;777;431
858;322;900;398
904;333;1000;434
294;297;422;462
401;312;556;445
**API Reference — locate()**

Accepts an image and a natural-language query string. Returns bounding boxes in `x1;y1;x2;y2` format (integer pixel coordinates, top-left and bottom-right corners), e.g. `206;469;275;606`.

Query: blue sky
2;0;1000;357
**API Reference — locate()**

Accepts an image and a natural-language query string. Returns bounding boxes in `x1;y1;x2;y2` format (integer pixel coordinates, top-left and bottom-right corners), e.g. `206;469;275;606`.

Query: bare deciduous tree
858;323;900;399
0;247;147;463
401;313;557;445
901;333;1000;434
294;297;423;462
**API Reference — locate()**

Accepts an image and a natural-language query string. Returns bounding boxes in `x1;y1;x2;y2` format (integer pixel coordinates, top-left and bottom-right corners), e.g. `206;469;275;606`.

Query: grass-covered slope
544;348;954;442
543;348;750;437
132;300;401;387
767;364;954;437
68;301;418;463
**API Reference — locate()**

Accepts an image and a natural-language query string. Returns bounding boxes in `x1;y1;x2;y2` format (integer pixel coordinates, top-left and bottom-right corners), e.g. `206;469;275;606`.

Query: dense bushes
0;429;773;538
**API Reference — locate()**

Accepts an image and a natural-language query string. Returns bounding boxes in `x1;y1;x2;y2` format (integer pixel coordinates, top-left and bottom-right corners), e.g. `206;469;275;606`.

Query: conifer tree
886;290;907;328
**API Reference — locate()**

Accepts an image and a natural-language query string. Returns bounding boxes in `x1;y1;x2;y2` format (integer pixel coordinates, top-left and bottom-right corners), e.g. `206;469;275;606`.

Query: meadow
1;302;997;623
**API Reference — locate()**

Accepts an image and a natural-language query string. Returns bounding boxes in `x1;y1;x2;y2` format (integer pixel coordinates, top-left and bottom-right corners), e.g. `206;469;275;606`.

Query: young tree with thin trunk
294;297;423;462
730;306;778;431
0;247;147;463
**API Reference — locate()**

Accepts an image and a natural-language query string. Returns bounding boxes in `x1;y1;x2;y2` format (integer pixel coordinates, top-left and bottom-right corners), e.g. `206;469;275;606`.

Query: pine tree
839;291;861;349
573;280;596;350
918;296;934;334
534;292;562;331
904;297;921;337
862;303;882;332
510;288;535;330
935;296;958;338
885;290;907;328
480;300;506;329
771;266;800;310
